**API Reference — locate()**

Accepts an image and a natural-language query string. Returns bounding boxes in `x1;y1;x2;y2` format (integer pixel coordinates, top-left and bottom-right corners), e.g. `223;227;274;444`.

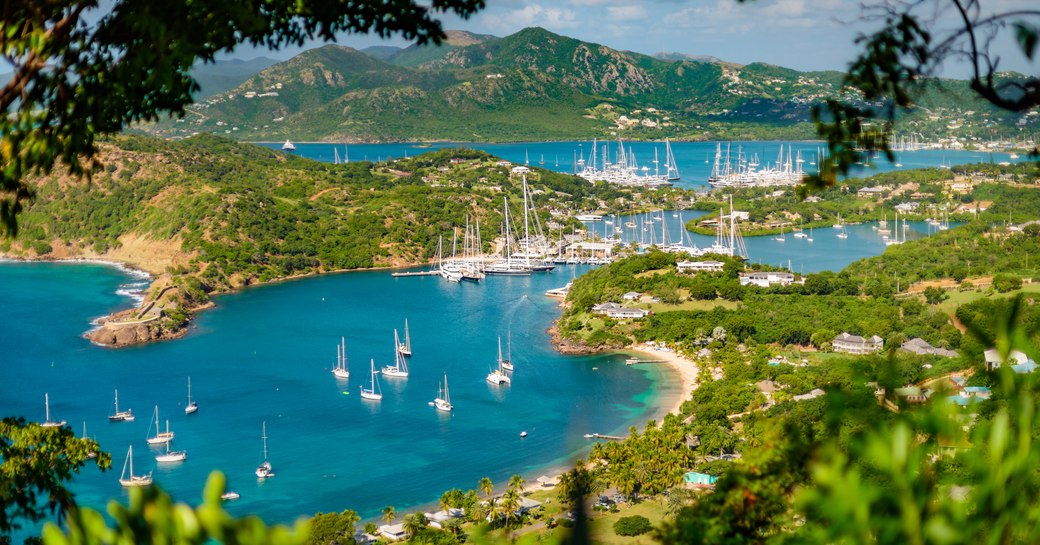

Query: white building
591;302;650;320
739;271;797;287
833;332;884;355
677;260;725;273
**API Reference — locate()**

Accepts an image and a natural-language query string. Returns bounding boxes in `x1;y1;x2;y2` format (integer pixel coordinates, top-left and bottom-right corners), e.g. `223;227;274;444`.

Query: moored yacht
382;330;409;378
108;389;134;422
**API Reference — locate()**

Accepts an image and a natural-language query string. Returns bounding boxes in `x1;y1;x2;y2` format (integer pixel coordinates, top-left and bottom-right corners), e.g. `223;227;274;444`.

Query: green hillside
144;27;1034;143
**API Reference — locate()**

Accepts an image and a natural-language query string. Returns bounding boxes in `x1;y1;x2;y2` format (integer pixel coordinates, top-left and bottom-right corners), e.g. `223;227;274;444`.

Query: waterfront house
591;302;650;320
739;271;797;288
683;471;719;489
833;332;884;355
379;523;407;541
901;338;958;358
677;260;725;274
424;508;465;529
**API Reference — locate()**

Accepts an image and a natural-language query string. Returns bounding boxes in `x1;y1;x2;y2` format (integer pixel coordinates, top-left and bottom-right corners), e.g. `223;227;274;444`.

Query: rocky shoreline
546;323;604;355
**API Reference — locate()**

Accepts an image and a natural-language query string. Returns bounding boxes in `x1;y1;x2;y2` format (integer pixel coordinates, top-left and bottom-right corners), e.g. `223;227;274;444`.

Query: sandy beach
625;343;701;419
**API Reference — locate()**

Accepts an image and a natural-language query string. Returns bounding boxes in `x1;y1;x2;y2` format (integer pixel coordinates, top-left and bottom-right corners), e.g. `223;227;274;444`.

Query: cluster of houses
370;491;547;542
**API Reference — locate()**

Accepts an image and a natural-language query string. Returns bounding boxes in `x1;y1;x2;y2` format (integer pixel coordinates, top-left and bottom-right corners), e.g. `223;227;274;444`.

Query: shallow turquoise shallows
1;213;948;534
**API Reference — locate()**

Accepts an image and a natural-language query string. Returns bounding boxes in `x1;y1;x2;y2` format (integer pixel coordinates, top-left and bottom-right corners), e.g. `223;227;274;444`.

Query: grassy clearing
647;298;739;313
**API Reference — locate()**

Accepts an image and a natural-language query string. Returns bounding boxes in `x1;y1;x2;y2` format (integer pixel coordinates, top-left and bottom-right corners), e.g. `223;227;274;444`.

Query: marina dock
625;358;667;366
584;433;626;441
390;270;439;277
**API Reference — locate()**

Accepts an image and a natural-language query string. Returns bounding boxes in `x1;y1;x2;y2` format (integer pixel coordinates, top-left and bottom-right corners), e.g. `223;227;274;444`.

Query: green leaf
1014;22;1039;60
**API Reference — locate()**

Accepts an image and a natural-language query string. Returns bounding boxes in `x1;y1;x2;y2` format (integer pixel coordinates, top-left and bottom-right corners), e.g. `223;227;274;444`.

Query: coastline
623;344;700;420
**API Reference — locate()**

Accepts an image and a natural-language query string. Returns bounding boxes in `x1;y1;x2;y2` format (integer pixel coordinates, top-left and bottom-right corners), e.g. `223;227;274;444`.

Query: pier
584;433;626;441
625;358;667;366
390;270;439;277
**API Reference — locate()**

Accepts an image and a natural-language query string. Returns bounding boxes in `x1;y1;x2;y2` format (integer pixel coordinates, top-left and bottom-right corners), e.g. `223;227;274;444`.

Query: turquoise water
1;261;668;534
1;211;949;534
260;140;1017;189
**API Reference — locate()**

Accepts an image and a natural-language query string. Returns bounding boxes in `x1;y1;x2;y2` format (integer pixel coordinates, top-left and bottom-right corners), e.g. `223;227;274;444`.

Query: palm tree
500;488;521;528
403;513;428;538
508;473;525;494
382;505;397;525
478;476;493;499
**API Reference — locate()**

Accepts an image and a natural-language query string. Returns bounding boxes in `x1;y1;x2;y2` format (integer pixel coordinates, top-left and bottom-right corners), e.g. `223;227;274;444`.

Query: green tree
923;286;948;305
0;419;110;536
478;477;493;500
307;510;360;545
402;513;428;538
0;0;485;236
382;506;396;525
43;472;307;545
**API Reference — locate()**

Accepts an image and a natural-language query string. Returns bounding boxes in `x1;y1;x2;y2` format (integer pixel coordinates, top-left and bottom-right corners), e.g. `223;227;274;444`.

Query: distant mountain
654;52;724;64
361;45;402;62
191;57;280;98
147;27;1031;143
383;30;498;67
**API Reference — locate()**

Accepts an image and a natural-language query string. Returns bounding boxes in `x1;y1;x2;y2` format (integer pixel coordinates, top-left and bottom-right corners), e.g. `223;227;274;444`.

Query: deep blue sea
259;140;1017;189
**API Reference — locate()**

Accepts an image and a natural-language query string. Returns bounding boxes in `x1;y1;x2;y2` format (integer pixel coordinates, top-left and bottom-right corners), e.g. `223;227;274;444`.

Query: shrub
613;515;652;536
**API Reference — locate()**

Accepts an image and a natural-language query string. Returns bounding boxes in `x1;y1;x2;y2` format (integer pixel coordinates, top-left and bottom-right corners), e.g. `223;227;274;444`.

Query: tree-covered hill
144;28;1030;143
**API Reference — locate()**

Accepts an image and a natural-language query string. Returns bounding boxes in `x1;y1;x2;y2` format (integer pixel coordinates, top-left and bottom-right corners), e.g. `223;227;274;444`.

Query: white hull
381;367;408;378
156;450;187;463
108;412;135;422
332;368;351;379
486;371;511;385
360;390;383;401
147;432;174;445
434;399;453;412
221;491;241;501
184;403;198;415
120;476;152;487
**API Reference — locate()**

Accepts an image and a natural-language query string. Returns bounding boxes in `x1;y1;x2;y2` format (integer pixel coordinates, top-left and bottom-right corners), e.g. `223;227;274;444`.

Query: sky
235;0;1038;77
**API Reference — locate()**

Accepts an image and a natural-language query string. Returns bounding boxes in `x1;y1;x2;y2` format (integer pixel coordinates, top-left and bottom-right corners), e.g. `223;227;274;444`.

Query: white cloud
606;5;647;20
480;3;581;32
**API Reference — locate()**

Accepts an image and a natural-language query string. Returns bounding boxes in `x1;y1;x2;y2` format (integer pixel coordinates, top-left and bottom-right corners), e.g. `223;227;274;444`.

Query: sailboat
500;332;514;372
837;225;849;239
539;154;545;165
256;421;275;479
433;374;453;412
360;360;383;400
833;214;844;229
184;377;198;415
119;445;153;487
398;319;412;357
382;330;409;378
332;336;350;379
806;226;814;243
82;422;98;458
146;407;174;445
41;393;65;428
793;219;808;238
664;138;680;181
773;227;786;243
487;337;512;385
281;139;296;152
155;441;187;463
108;389;134;422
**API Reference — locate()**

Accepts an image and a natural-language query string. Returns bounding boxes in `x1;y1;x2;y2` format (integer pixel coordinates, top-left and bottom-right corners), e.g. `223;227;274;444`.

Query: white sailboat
281;139;296;152
185;377;198;415
108;389;134;422
500;332;514;372
360;359;383;401
773;227;786;243
41;393;65;428
433;374;453;412
255;421;275;479
833;214;844;229
382;330;409;378
119;445;153;487
793;219;808;239
664;138;681;181
82;422;98;458
487;337;512;385
146;406;174;445
398;319;412;357
837;225;849;239
807;226;814;243
155;441;187;463
332;336;350;379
